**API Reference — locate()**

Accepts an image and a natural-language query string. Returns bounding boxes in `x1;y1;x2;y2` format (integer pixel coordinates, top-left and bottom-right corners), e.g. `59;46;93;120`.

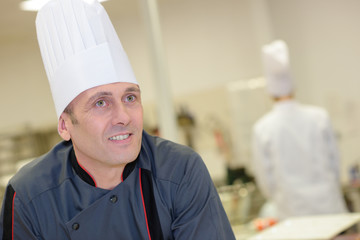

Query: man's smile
109;134;130;141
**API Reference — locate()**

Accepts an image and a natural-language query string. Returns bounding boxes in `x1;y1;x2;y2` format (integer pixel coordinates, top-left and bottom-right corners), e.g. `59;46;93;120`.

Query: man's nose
111;103;131;126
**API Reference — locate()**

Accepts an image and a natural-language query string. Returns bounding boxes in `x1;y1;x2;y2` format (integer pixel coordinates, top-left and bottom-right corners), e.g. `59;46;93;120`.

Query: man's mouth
109;134;130;141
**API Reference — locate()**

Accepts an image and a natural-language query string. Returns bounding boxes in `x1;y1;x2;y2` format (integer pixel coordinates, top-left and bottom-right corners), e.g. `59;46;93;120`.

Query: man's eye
95;100;106;107
126;95;135;102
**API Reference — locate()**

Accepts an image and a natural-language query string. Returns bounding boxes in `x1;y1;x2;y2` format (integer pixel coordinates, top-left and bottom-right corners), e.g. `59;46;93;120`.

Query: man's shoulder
8;141;73;204
300;104;328;117
142;132;205;184
253;110;276;132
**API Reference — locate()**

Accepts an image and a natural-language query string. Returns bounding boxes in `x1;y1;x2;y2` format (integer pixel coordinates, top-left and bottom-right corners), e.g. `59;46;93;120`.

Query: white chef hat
262;40;294;97
36;0;138;119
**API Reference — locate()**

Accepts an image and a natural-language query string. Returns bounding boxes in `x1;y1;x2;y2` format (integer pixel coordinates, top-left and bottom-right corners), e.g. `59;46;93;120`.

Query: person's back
252;40;347;220
253;99;347;219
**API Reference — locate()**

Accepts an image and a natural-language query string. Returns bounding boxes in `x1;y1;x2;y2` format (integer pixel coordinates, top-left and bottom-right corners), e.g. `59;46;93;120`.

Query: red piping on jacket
12;192;16;240
77;160;97;187
139;168;151;240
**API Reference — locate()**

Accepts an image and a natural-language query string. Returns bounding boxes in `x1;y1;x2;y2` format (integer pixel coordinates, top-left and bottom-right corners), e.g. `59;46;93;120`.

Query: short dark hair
63;103;78;124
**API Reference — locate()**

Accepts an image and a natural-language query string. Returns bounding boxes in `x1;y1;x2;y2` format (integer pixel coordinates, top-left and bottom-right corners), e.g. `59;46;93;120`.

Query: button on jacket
0;131;235;239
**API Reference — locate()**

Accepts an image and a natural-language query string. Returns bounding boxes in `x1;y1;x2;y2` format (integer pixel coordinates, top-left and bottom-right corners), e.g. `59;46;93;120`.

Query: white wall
0;0;260;129
0;37;57;133
268;0;360;183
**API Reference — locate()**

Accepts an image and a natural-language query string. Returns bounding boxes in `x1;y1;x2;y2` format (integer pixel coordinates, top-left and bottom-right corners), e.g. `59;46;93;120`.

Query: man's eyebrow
125;86;141;93
87;91;112;105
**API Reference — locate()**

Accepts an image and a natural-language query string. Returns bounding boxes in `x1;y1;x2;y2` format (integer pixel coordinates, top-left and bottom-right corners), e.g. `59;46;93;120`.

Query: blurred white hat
262;40;293;97
36;0;138;119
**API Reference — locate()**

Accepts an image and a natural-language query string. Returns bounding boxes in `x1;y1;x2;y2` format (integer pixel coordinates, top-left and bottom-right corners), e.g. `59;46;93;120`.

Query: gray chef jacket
0;131;235;239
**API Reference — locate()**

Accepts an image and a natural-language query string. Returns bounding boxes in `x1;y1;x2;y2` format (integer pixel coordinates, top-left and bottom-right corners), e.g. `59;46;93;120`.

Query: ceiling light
20;0;109;11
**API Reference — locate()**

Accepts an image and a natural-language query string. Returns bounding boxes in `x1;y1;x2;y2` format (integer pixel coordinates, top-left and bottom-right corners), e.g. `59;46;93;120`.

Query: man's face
60;82;143;168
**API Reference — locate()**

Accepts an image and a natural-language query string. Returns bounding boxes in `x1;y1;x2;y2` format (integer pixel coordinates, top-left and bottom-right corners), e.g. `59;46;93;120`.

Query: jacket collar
69;131;155;187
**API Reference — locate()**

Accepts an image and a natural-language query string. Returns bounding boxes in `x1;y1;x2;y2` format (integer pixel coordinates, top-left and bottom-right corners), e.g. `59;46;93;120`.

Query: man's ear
58;113;71;141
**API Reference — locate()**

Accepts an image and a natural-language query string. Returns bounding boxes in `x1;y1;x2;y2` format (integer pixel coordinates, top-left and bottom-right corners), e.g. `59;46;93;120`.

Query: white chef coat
252;100;348;220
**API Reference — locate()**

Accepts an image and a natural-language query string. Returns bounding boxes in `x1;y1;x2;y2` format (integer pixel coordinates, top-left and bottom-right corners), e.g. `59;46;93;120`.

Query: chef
0;0;235;239
252;40;348;220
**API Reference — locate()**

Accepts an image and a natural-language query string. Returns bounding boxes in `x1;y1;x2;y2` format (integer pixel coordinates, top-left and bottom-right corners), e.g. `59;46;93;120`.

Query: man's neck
71;149;125;190
273;95;293;102
92;166;124;190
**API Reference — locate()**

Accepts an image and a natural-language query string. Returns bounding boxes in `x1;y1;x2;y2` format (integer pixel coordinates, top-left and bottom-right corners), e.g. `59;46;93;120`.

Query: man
252;40;348;220
0;0;235;239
